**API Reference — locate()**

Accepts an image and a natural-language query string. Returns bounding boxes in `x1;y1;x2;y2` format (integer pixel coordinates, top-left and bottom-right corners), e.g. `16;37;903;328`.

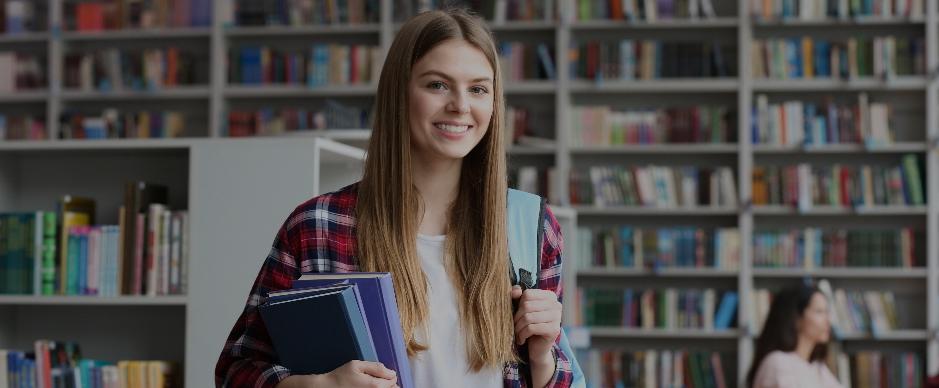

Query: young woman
746;285;843;388
215;8;574;388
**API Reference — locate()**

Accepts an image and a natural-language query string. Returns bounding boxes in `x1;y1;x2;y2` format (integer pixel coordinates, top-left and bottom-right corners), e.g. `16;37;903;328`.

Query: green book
902;154;924;205
42;212;57;295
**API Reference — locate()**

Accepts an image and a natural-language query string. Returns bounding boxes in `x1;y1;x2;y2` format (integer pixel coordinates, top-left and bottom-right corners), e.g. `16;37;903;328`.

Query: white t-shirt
409;234;503;388
752;350;843;388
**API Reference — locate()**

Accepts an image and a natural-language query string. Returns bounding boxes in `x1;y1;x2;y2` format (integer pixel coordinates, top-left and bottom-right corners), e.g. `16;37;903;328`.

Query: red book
349;45;359;84
76;3;105;31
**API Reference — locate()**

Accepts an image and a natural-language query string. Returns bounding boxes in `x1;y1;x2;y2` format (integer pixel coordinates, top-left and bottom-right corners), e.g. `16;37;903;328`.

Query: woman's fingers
516;322;559;345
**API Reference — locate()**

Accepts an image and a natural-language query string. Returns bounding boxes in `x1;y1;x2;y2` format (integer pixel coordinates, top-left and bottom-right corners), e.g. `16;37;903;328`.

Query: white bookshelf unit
1;0;938;387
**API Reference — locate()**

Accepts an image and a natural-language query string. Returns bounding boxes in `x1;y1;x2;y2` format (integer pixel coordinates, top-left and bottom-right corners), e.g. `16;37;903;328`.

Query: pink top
752;351;843;388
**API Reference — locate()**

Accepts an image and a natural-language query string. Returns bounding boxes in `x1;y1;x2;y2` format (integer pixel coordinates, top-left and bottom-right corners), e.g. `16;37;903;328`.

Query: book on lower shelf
229;44;381;87
578;287;739;331
226;101;371;137
59;109;191;140
581;349;730;388
508;166;555;202
64;0;212;31
0;114;46;141
751;154;925;210
570;105;734;147
0;52;44;93
64;48;202;91
570;39;733;81
753;227;919;268
578;226;740;271
752;93;896;147
835;350;924;388
231;0;380;26
0;183;189;297
0;341;180;388
570;165;738;208
751;0;924;21
751;36;925;80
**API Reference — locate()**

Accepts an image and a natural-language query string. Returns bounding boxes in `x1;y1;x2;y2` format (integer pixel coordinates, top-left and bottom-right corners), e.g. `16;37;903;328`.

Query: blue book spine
536;43;556;80
713;292;738;329
294;274;414;388
619;228;633;267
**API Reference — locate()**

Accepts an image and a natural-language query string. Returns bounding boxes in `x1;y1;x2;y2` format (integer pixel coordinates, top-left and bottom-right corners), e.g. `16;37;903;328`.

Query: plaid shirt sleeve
518;205;574;388
214;209;302;388
215;186;360;388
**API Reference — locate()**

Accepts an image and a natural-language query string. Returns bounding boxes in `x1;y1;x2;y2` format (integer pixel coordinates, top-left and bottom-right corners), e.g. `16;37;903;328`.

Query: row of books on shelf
0;341;179;388
232;0;380;26
226;101;369;137
504;105;553;147
0;114;45;141
64;48;200;92
751;0;924;21
751;36;926;80
576;226;741;270
230;44;380;87
509;166;552;200
581;349;729;388
752;93;893;146
0;182;188;296
59;110;188;140
569;165;738;208
0;53;43;92
849;351;924;388
569;105;734;147
577;287;739;330
752;281;904;338
752;227;918;269
0;0;40;34
391;0;558;23
572;40;732;80
574;0;719;22
751;155;925;209
65;0;212;31
498;42;556;81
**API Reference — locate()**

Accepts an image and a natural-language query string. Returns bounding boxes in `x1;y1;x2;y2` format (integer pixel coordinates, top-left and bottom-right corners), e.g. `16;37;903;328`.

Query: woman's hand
511;285;562;363
275;361;398;388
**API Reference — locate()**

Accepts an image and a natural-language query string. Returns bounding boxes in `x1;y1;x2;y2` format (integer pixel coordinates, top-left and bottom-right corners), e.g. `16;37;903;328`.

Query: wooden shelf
224;84;377;98
570;78;739;93
753;143;928;154
752;267;928;279
225;24;382;36
574;206;738;216
579;268;738;278
752;77;928;91
0;295;188;306
61;86;211;100
571;144;738;154
62;27;212;41
588;327;739;339
570;18;739;30
752;205;928;216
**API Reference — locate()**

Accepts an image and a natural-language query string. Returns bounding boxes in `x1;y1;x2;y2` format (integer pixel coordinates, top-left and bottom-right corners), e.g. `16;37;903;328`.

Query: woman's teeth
435;123;470;133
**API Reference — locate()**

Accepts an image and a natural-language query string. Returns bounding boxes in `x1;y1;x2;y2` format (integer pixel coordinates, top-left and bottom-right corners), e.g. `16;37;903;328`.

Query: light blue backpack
507;189;586;388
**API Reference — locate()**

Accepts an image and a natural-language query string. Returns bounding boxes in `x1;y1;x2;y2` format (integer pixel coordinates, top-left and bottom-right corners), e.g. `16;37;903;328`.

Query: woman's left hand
511;285;562;363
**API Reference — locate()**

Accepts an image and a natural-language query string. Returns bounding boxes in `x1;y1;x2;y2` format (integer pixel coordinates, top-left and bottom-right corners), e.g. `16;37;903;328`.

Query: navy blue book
259;282;379;375
293;272;414;388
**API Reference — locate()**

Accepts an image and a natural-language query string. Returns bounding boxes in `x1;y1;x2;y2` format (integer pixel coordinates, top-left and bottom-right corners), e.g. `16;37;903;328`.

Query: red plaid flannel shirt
215;183;574;388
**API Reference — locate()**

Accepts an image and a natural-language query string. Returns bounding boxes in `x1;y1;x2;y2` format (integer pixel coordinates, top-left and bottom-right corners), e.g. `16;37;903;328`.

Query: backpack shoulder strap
506;188;546;290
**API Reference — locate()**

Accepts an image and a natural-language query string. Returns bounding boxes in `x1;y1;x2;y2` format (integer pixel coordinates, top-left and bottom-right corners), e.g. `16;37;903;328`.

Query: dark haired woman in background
745;285;843;388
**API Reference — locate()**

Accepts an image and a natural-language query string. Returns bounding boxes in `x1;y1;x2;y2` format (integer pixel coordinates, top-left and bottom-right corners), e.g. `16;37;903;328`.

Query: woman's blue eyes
427;81;488;95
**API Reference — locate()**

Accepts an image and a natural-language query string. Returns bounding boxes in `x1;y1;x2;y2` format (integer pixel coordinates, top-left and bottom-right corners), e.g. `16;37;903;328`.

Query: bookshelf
0;0;938;387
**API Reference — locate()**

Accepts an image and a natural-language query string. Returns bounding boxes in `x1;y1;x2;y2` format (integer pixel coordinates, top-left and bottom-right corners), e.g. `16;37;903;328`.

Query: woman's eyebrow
418;70;492;83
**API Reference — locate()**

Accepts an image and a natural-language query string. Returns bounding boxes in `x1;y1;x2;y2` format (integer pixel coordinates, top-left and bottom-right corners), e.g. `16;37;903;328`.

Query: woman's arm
215;215;300;388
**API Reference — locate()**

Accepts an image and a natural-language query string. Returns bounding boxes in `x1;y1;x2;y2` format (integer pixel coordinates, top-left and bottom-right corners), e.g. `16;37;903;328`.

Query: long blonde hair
355;8;513;370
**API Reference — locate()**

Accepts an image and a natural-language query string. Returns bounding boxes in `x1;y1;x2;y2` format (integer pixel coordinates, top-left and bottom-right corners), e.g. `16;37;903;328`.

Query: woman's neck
411;155;462;236
794;336;815;362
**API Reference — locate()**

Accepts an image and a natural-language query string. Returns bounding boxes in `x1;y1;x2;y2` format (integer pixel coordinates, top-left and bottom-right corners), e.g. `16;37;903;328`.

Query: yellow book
57;196;95;294
801;37;814;79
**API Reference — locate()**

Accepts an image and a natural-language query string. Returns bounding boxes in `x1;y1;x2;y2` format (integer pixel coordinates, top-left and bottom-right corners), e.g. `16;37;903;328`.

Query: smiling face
797;292;832;345
408;38;495;167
